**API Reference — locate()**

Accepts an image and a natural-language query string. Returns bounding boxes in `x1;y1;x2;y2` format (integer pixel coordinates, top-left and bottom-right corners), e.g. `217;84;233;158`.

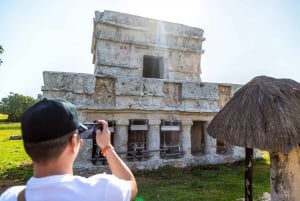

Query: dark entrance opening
191;121;205;156
160;120;183;159
127;119;150;161
217;140;227;154
143;55;164;78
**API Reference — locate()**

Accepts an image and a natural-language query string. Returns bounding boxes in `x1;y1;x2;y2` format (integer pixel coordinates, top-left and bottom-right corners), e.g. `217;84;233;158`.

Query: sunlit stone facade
42;10;248;171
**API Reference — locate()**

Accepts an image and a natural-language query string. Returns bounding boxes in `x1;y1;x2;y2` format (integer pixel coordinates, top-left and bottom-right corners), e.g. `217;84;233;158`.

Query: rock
9;135;22;140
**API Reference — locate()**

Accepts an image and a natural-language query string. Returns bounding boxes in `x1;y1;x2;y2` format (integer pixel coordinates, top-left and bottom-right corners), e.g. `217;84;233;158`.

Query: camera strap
17;188;26;201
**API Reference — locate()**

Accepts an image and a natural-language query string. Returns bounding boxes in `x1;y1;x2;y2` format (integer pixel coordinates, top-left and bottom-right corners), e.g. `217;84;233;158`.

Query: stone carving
163;82;182;106
217;85;232;107
94;78;115;106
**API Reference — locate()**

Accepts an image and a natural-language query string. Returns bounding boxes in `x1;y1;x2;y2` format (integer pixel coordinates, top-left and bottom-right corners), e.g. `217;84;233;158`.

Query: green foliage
0;92;37;122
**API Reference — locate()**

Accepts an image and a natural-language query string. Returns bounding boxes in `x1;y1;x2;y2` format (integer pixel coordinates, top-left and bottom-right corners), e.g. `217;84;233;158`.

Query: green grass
0;114;8;121
0;121;270;200
134;159;270;201
0;122;32;187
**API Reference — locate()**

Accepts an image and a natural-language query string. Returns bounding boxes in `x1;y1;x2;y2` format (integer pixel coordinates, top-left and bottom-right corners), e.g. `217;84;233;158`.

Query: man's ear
70;134;80;153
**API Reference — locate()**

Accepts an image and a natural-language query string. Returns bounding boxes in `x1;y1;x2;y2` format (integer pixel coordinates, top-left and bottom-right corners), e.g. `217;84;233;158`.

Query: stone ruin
41;10;248;172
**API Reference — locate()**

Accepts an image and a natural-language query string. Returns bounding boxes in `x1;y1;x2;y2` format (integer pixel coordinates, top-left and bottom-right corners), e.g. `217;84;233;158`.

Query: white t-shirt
0;173;131;201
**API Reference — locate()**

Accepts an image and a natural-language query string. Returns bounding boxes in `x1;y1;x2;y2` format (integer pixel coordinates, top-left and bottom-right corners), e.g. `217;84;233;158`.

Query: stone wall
42;71;241;112
92;10;204;82
42;70;248;172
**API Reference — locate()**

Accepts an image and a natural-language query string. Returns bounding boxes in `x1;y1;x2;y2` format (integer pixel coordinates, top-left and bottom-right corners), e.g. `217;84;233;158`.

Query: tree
0;92;37;122
0;45;3;65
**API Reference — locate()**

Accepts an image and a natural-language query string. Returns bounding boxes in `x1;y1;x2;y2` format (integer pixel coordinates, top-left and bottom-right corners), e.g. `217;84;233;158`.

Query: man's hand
95;120;111;149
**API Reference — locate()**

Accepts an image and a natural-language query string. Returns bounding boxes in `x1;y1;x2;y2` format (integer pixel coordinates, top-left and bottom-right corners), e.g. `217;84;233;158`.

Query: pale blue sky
1;0;300;99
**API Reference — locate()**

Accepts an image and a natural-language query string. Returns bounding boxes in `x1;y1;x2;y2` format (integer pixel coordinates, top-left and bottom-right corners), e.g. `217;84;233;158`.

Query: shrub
0;92;36;122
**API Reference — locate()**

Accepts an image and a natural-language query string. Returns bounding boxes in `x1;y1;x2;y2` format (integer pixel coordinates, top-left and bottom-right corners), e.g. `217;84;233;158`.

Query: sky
1;0;300;99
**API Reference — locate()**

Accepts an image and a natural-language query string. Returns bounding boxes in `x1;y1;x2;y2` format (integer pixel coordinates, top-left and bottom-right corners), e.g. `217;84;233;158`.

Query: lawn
134;159;270;201
0;121;32;192
0;120;270;200
0;114;8;121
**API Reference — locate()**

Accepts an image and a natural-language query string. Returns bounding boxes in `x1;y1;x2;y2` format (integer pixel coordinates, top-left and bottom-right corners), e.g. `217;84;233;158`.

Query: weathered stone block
182;82;219;100
43;71;96;94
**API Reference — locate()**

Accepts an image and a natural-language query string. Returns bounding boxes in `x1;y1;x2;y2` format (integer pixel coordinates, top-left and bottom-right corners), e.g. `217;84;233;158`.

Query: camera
78;122;103;139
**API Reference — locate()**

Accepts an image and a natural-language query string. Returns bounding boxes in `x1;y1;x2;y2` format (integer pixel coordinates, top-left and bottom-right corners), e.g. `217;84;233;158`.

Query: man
0;98;137;201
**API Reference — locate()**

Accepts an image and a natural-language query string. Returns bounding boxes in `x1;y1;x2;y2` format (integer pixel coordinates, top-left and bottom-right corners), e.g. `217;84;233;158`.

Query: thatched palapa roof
207;76;300;153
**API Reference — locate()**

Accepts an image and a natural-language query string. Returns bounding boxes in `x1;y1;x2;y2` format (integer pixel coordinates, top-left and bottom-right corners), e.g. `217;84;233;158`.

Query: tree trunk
270;148;300;201
245;148;253;201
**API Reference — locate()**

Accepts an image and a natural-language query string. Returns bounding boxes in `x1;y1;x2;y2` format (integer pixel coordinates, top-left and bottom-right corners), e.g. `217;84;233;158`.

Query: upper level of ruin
42;10;240;114
91;10;205;82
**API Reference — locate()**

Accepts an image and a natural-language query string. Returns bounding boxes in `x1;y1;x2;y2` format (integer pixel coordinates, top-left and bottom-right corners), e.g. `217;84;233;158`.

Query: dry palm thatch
207;75;300;153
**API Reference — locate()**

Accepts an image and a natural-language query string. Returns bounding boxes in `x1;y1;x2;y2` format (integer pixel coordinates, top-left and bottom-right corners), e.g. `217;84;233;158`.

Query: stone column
204;121;217;155
147;119;161;158
181;120;193;158
114;119;129;157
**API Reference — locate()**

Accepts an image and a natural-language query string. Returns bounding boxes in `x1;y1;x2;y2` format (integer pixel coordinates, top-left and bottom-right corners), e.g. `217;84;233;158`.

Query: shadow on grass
0;163;33;194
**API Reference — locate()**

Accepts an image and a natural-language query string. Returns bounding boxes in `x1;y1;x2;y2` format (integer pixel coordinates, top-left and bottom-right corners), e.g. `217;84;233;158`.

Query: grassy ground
134;159;270;201
0;120;32;192
0;119;270;200
0;114;8;121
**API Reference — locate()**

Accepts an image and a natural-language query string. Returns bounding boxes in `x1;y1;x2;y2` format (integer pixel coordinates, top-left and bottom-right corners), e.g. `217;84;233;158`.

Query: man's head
21;98;83;163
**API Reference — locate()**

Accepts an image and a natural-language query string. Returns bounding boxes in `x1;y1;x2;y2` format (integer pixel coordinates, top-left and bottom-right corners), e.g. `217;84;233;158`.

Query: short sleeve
0;186;25;201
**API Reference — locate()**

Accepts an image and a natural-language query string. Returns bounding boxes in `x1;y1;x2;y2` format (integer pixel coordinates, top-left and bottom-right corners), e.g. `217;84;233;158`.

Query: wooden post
245;148;253;201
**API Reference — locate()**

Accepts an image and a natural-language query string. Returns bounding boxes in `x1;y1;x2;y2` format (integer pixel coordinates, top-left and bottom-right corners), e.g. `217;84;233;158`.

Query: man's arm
96;120;138;200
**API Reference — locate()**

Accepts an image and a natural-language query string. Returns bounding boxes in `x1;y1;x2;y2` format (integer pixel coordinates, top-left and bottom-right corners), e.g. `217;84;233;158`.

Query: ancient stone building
42;10;245;171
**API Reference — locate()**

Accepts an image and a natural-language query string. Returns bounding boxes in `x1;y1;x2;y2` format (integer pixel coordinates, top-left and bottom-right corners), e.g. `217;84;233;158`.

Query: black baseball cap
21;98;87;143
